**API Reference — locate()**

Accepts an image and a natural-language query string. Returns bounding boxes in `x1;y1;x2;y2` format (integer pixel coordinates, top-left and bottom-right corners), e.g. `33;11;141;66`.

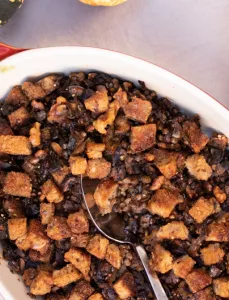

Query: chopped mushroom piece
123;97;152;123
113;273;136;300
37;74;61;95
86;158;111;179
71;234;90;248
23;268;38;287
84;90;109;114
47;216;71;240
47;96;68;124
53;264;82;288
0;118;14;135
93;100;120;134
153;149;178;179
105;244;122;269
200;243;225;265
156;221;189;240
8;107;30;128
64;248;91;281
213;186;227;203
69;280;94;300
69;156;88;175
86;234;109;259
30;271;53;296
148;188;183;218
186;154;212;180
3;172;32;198
186;269;212;293
150;175;165;191
213;277;229;298
150;244;173;274
173;255;195;279
67;210;89;234
86;142;105;159
130;124;156;153
40;179;64;203
183;121;209;153
8;218;27;240
188;197;220;224
94;179;118;214
0;135;31;155
114;115;130;135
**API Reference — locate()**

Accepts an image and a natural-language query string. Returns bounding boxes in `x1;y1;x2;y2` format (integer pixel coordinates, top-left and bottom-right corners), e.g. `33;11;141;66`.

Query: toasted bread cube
15;233;31;251
105;244;122;269
150;176;165;191
69;156;87;175
5;85;29;107
113;88;128;108
47;216;71;240
200;243;225;265
189;197;219;224
64;248;91;280
194;287;216;300
148;188;183;218
186;154;212;181
28;219;50;254
93;100;120;134
23;268;38;287
113;273;136;299
213;277;229;298
183;121;209;153
86;142;105;159
86;234;109;259
206;214;229;242
4;172;32;198
22;82;46;100
186;269;212;293
51;165;70;185
124;97;152;123
114;115;130;135
86;158;111;179
150;244;173;274
85;192;96;209
94;179;118;214
40;203;55;225
29;122;41;147
173;255;195;279
69;280;94;300
67;210;89;234
40;179;64;203
8;107;30;128
30;271;53;296
53;264;82;288
8;218;27;240
213;186;227;204
88;294;103;300
3;198;24;218
0;118;14;135
153;149;177;179
29;245;54;263
130;124;156;153
0;135;31;155
71;234;90;248
38;75;61;95
157;221;189;240
84;90;109;114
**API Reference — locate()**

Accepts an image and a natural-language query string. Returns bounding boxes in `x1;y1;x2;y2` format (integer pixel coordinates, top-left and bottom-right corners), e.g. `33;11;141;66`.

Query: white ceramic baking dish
0;44;229;300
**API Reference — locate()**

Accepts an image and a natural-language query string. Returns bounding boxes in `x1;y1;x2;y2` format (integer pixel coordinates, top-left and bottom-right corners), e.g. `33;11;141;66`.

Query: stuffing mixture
0;72;229;299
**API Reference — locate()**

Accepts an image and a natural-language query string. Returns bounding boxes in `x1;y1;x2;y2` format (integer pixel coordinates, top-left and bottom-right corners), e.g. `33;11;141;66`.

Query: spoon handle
135;245;168;300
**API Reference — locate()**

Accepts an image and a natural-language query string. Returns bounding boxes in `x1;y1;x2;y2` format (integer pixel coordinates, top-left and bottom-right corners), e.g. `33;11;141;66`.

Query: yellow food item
79;0;127;6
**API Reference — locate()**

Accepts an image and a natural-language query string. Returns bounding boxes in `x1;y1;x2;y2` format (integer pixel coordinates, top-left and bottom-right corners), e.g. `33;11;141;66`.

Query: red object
0;42;26;61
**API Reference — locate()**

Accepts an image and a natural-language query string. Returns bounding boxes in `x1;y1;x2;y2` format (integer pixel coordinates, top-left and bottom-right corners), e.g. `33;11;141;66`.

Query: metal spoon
80;176;168;300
